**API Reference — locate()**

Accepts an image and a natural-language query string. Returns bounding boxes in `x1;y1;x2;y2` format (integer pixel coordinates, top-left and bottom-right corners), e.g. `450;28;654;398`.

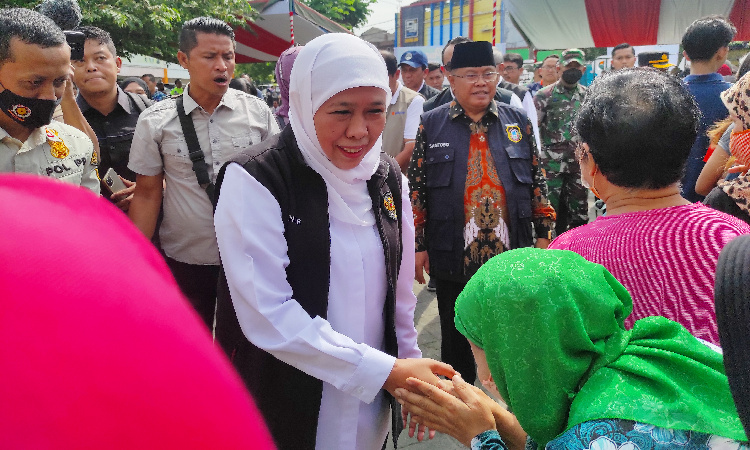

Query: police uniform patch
506;125;522;143
46;128;61;142
46;128;69;159
10;104;31;122
383;193;397;220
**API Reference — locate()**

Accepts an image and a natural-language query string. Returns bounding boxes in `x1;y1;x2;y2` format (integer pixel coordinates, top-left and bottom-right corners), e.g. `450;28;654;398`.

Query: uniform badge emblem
383;193;397;220
46;128;69;159
46;128;62;142
506;125;522;143
10;104;31;122
404;52;413;61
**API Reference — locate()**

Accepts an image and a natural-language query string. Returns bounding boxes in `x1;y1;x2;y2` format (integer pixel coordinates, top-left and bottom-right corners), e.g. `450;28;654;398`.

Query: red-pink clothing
549;203;750;345
0;175;275;449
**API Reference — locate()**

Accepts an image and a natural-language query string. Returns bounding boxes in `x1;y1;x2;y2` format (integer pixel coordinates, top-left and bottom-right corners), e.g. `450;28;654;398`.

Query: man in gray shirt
128;17;279;329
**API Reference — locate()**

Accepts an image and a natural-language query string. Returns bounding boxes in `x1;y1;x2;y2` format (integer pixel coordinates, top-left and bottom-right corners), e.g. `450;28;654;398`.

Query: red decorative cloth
463;121;510;275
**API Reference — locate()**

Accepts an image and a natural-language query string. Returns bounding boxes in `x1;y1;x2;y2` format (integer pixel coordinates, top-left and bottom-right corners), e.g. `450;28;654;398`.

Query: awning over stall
504;0;750;49
235;0;351;63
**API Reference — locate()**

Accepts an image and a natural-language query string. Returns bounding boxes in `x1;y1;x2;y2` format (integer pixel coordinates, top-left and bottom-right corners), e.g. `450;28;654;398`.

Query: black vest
214;127;404;449
498;79;530;101
420;101;535;281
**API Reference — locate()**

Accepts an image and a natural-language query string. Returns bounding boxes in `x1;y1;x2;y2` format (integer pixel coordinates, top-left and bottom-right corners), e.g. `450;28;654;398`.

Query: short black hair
682;16;736;62
427;62;441;72
230;77;251;94
503;52;523;68
179;17;235;55
142;73;156;82
612;43;635;56
77;25;117;57
574;68;699;189
174;79;182;86
442;36;471;69
542;54;560;65
380;50;398;76
0;8;66;66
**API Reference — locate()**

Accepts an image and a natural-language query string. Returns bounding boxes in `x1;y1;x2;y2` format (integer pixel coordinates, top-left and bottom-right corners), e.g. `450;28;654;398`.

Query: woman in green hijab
395;248;747;449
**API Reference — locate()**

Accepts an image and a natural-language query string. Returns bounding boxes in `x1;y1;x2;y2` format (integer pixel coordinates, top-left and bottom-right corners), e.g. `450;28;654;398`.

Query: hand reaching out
395;374;496;446
383;358;455;397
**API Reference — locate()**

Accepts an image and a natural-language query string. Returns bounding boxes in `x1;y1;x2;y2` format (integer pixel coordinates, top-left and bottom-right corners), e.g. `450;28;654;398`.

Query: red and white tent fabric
505;0;750;49
235;0;351;63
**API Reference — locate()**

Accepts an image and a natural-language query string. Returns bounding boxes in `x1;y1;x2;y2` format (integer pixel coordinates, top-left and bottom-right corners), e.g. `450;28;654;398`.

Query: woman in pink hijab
274;45;302;129
0;175;275;449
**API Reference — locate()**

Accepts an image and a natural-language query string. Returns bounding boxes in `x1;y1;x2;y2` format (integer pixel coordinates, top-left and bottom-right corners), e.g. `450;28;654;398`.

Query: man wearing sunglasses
407;41;556;386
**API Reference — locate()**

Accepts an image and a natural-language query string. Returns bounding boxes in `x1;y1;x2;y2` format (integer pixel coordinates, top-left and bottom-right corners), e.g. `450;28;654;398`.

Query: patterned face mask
0;83;61;130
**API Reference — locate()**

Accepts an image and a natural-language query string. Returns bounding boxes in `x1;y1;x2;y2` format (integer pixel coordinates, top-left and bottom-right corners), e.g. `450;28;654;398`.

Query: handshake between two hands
387;359;526;449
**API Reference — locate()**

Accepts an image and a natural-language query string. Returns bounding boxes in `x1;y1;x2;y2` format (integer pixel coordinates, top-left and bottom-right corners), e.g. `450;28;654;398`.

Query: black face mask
0;83;61;130
561;67;583;85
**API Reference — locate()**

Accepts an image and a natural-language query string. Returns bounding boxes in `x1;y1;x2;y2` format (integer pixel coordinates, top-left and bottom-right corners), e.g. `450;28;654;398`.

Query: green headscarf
455;248;746;447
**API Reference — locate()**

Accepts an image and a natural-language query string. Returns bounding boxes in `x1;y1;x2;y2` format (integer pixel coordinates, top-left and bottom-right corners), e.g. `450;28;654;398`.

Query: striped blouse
549;203;750;344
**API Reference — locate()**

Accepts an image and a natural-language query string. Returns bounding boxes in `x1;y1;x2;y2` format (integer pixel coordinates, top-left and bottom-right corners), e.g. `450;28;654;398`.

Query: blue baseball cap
399;50;428;69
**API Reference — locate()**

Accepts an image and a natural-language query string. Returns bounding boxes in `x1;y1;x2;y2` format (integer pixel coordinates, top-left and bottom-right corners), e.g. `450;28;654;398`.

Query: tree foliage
10;0;257;63
236;62;276;85
302;0;374;30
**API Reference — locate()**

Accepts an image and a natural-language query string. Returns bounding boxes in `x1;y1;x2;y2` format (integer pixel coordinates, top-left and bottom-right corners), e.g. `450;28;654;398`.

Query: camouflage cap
562;48;585;66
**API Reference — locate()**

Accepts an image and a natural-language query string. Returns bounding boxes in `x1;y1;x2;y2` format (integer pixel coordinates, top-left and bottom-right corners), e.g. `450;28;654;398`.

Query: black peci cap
450;41;495;70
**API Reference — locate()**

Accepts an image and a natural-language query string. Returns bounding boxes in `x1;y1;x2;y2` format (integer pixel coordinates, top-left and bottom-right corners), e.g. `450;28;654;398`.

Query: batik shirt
471;419;749;450
410;100;556;277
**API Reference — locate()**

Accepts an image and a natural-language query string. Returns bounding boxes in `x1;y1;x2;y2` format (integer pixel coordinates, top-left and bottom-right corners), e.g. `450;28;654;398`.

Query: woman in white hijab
214;33;454;450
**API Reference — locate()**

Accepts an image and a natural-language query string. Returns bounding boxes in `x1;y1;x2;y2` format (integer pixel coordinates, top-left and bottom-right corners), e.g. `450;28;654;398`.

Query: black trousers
434;277;476;384
166;257;220;330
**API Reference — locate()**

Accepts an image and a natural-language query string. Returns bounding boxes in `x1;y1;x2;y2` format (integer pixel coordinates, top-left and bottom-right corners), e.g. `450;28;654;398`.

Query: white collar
390;81;404;105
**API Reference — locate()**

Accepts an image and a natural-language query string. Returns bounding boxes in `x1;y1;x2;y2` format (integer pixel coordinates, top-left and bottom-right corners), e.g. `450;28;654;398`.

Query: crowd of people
1;5;749;450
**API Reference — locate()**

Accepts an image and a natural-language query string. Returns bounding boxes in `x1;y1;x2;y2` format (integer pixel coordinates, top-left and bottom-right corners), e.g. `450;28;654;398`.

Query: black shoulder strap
384;157;403;242
176;94;215;204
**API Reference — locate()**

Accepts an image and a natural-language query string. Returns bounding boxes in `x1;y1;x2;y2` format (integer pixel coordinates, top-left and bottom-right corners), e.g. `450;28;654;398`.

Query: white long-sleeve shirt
214;163;421;450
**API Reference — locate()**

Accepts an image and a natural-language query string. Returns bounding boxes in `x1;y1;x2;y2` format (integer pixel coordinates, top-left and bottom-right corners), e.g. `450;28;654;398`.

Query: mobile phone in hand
102;168;128;193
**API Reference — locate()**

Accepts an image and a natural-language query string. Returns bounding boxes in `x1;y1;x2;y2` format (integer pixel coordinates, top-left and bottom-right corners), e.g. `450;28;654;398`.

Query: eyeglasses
574;144;590;161
540;65;558;71
452;71;499;83
503;66;520;72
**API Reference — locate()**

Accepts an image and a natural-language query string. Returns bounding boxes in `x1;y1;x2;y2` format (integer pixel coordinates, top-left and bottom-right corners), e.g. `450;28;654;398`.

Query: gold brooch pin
383;193;397;220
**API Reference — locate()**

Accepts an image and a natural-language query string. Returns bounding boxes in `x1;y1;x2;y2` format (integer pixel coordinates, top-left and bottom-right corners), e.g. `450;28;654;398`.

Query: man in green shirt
534;48;588;236
169;79;183;96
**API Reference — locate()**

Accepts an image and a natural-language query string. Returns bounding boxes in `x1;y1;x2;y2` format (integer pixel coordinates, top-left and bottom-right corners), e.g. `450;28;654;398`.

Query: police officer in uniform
0;8;99;194
408;41;555;384
534;48;588;235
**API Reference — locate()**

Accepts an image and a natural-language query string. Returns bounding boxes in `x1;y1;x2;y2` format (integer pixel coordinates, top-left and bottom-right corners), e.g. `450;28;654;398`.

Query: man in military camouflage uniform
534;49;588;235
